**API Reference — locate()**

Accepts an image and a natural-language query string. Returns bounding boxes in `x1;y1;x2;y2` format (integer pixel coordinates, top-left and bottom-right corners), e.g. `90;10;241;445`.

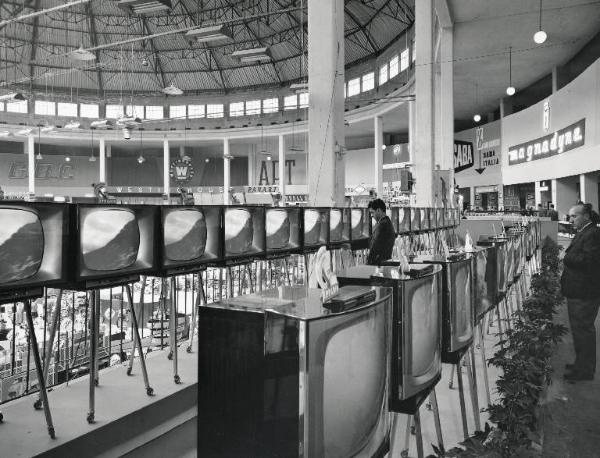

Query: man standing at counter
561;203;600;382
367;199;396;265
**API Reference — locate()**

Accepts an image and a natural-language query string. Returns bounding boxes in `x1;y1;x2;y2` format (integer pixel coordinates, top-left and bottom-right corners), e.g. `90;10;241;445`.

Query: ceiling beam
85;2;104;96
27;0;40;79
345;6;379;53
434;0;453;28
142;18;167;90
0;0;90;29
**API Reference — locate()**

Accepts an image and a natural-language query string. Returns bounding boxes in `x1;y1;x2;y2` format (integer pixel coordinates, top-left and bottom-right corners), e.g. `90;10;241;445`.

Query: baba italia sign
508;119;585;166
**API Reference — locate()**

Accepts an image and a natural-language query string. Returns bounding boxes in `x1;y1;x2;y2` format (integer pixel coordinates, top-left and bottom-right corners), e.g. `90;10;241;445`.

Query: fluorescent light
64;121;81;129
185;24;233;43
70;45;96;61
17;127;33;136
90;119;112;128
290;82;308;94
0;92;26;101
162;84;183;96
117;0;171;14
231;47;271;63
0;130;11;137
116;116;142;127
41;125;55;133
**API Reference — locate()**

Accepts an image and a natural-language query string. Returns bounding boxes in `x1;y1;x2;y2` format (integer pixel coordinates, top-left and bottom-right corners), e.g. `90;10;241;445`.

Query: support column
99;138;106;183
27;135;35;200
551;179;558;215
408;100;415;164
580;173;599;210
469;187;475;210
555;177;578;221
414;0;435;206
278;134;286;205
552;66;559;93
223;138;231;205
534;181;542;206
374;116;383;197
163;138;170;203
248;147;256;185
438;24;454;205
308;0;345;206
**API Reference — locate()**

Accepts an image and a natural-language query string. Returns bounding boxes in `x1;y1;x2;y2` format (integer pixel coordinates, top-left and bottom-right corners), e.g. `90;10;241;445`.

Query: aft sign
454;140;474;173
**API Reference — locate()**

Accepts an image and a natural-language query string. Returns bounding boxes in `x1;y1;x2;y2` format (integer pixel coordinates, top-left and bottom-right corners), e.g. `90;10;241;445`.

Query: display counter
198;285;393;458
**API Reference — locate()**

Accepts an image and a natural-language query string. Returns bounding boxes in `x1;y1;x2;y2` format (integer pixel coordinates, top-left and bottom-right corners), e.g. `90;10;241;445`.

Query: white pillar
552;66;559;93
580;173;599;209
438;25;454;202
223;138;231;205
414;0;434;206
278;134;286;205
308;0;345;206
551;179;558;213
99;138;106;183
27;135;35;199
534;181;542;206
163;138;170;203
248;147;256;185
374;116;383;197
408;100;415;164
469;187;475;210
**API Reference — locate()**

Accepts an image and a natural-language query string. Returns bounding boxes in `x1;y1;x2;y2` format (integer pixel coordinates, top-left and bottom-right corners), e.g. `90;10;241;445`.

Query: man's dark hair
368;198;386;212
577;202;600;224
550;204;555;209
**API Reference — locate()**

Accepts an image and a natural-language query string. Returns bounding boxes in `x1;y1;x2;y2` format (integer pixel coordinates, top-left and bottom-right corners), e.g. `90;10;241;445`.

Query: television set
350;208;371;249
386;207;399;235
159;205;222;276
410;207;421;232
328;208;351;247
478;237;508;299
470;247;494;321
435;208;444;229
0;202;70;302
420;208;430;231
223;206;266;263
338;264;443;413
265;207;302;258
398;207;411;234
198;285;392;457
302;208;329;252
415;254;473;363
71;204;158;289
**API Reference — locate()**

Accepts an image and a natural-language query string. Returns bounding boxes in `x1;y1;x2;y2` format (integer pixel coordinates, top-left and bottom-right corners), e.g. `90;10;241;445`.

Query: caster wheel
186;346;192;353
33;399;43;410
425;402;432;411
48;427;56;439
87;413;95;424
476;344;481;350
146;387;154;396
449;382;454;389
410;425;416;435
126;368;132;376
167;352;173;360
174;375;181;384
401;450;409;458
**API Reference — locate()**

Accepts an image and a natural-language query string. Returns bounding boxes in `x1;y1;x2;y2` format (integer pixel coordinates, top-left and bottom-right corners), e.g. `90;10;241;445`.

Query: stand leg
170;277;180;384
389;413;403;458
125;284;154;396
94;290;100;386
414;409;424;458
87;291;97;424
478;322;492;407
429;388;444;452
187;272;203;353
35;290;63;410
127;277;148;375
448;363;455;389
466;347;481;431
456;361;469;441
402;415;412;458
24;300;56;438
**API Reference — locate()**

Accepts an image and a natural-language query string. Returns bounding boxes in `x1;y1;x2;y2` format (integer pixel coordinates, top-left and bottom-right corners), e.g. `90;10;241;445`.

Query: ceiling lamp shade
117;0;171;14
231;47;271;63
290;82;308;94
70;45;96;61
64;121;81;129
162;84;183;96
116;116;143;128
16;127;33;136
185;24;233;43
40;125;55;133
0;92;26;101
90;119;113;128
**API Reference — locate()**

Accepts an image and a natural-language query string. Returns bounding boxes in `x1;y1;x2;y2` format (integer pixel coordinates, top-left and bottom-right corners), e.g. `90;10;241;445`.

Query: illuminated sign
454;140;474;173
508;118;585;166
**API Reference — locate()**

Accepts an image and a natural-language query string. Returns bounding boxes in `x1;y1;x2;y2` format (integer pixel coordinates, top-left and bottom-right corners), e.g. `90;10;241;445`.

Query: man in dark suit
561;203;600;381
367;199;396;265
548;204;559;221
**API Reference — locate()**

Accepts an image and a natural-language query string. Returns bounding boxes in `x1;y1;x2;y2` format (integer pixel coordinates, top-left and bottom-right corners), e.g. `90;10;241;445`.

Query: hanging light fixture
162;83;183;96
89;129;97;162
36;127;43;160
506;47;516;96
473;82;481;122
533;0;547;44
473;114;482;123
137;129;146;163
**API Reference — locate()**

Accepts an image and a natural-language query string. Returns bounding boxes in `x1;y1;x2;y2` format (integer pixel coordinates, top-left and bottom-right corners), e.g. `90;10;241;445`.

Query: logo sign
453;140;474;173
475;127;484;150
169;158;195;183
508;118;585;166
543;100;550;133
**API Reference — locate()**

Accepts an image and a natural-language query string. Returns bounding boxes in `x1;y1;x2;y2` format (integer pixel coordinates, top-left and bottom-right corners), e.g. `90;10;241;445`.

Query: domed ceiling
0;0;414;100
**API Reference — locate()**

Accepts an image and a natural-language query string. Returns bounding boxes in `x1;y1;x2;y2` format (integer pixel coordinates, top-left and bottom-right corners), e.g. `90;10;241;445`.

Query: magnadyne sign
508;118;585;166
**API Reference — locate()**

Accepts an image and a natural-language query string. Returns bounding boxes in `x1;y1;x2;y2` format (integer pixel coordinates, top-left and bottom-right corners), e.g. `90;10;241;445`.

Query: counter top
338;264;442;281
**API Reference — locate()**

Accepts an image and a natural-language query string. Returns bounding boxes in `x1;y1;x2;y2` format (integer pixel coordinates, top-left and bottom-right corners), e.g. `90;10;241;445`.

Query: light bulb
267;155;272;161
381;144;387;150
506;86;516;96
65;156;71;162
533;30;547;44
205;158;210;163
137;155;145;164
473;114;481;123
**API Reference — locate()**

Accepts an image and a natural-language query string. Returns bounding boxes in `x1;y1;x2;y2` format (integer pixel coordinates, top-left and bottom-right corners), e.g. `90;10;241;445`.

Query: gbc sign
454;140;474;173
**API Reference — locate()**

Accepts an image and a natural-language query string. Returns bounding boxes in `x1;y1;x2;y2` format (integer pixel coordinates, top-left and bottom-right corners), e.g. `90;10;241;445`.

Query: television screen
436;208;444;229
160;206;222;274
472;248;491;320
398;208;411;234
448;260;473;354
410;208;421;232
0;203;69;293
351;208;371;248
420;208;430;231
266;207;301;255
306;294;390;457
75;205;158;284
445;208;453;228
303;208;329;250
328;208;350;245
387;208;399;234
224;206;266;261
453;208;461;226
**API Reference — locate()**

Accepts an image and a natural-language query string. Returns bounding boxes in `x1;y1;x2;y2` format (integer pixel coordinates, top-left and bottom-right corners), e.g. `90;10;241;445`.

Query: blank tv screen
409;281;439;378
452;263;472;348
0;209;44;284
164;209;207;261
304;208;328;248
420;208;429;230
82;209;140;271
266;208;300;252
351;209;369;240
398;208;410;233
224;207;265;259
410;208;420;232
329;209;343;242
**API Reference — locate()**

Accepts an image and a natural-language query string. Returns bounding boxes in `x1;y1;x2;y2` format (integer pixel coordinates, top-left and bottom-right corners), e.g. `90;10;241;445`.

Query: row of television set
0;202;460;296
387;206;461;234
